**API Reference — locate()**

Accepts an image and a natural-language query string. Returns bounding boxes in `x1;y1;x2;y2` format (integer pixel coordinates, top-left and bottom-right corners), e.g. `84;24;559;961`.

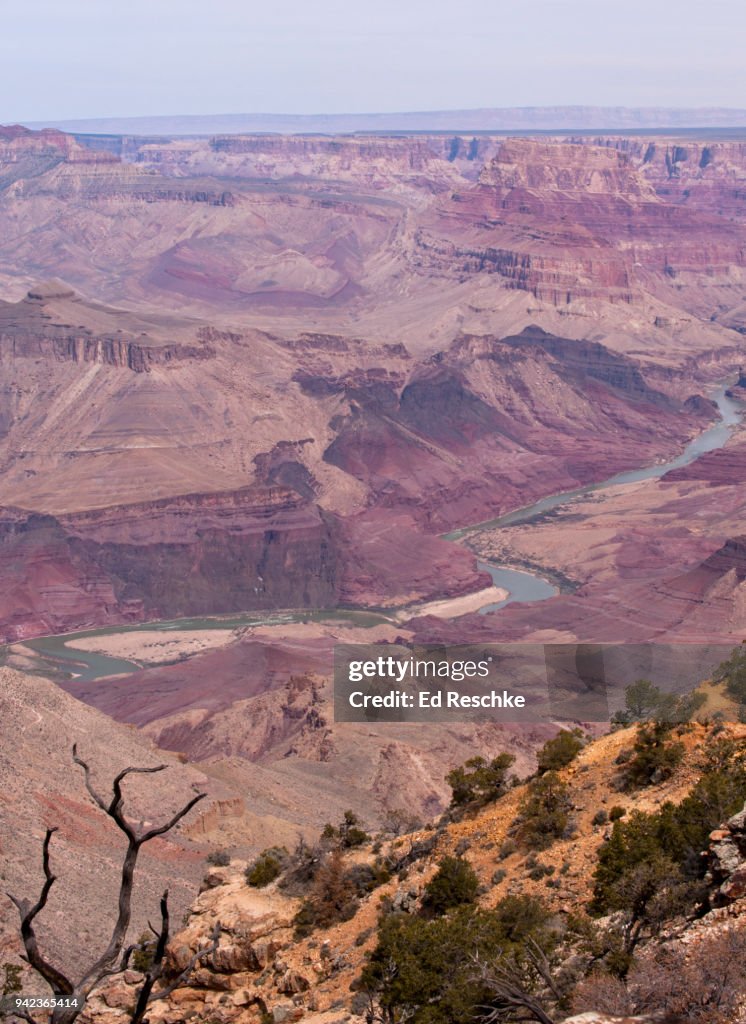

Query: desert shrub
613;679;667;725
360;896;553;1024
294;849;359;937
498;838;517;860
278;836;324;895
592;809;609;827
612;679;707;727
491;894;550;942
528;861;554;881
380;808;423;837
345;860;391;896
422;856;479;916
131;931;156;973
321;809;370;849
491;868;506;885
2;963;22;996
537;729;584;774
446;753;516;807
608;805;626;821
245;846;289;888
206;848;231;867
572;927;746;1022
592;750;746;930
621;721;684;789
517;772;573;850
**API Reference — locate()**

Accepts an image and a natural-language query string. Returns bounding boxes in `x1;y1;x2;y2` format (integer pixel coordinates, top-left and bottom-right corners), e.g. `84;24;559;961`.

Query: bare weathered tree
5;745;220;1024
473;944;558;1024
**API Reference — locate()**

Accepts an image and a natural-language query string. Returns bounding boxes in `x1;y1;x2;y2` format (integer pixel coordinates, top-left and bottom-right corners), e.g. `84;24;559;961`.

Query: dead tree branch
128;889;220;1024
473;955;557;1024
6;747;208;1024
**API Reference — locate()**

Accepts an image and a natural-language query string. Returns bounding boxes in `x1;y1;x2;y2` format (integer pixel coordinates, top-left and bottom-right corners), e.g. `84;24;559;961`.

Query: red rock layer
0;486;339;641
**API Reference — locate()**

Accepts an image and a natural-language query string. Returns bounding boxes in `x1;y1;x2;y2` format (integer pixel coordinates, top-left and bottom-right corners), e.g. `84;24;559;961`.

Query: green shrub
321;810;370;849
245;846;289;888
446;753;516;807
422;857;479;915
2;963;22;996
517;772;573;850
621;722;684;789
612;679;707;727
131;932;156;973
608;805;626;821
713;644;746;704
360;896;552;1024
592;752;746;923
537;729;584;774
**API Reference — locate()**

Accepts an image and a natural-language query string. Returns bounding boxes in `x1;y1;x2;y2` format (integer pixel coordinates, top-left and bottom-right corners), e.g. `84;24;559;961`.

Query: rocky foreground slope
22;719;739;1024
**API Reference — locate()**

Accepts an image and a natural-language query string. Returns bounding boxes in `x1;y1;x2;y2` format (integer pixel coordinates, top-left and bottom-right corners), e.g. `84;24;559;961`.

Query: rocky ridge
62;721;746;1024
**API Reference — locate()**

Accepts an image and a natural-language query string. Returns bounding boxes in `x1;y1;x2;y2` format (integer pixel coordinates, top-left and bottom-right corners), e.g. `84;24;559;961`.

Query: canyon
3;123;746;981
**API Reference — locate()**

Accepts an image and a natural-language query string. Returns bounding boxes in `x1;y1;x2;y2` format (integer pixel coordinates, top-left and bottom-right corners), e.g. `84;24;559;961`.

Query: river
20;385;744;680
455;384;744;612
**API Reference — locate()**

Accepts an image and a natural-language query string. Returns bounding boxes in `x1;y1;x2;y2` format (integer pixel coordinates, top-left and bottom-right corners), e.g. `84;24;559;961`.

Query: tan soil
64;629;237;665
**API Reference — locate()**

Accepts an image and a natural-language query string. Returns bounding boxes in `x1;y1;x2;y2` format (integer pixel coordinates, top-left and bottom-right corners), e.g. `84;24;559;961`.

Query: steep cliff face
418;138;746;308
0;486;340;641
588;137;746;220
0;284;216;370
0;124;117;165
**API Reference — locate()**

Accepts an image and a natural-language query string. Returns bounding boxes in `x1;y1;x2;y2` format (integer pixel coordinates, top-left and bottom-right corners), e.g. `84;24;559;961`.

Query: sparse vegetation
620;720;685;789
422;856;479;915
321;809;370;849
1;963;22;997
592;737;746;938
537;728;584;774
498;838;517;860
206;848;231;867
446;753;515;807
516;771;573;850
714;644;746;705
294;849;359;937
245;847;290;888
612;679;707;727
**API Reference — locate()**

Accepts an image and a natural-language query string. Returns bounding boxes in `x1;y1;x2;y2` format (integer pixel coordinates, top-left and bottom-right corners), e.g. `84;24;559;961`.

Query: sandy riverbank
394;585;508;622
65;629;237;664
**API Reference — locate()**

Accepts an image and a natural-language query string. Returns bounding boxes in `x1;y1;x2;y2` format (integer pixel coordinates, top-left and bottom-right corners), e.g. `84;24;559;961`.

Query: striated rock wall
0;328;215;371
0;486;341;641
0;287;216;371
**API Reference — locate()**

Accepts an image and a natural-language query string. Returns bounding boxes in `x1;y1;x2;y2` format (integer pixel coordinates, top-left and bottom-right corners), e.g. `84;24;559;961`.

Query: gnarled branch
7;748;209;1024
128;889;221;1024
6;828;74;997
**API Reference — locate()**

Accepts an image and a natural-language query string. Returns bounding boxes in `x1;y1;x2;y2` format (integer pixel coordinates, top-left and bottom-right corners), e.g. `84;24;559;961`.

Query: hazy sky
2;0;745;121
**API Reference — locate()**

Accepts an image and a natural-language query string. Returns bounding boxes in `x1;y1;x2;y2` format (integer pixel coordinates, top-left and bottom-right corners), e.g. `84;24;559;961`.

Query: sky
2;0;745;122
